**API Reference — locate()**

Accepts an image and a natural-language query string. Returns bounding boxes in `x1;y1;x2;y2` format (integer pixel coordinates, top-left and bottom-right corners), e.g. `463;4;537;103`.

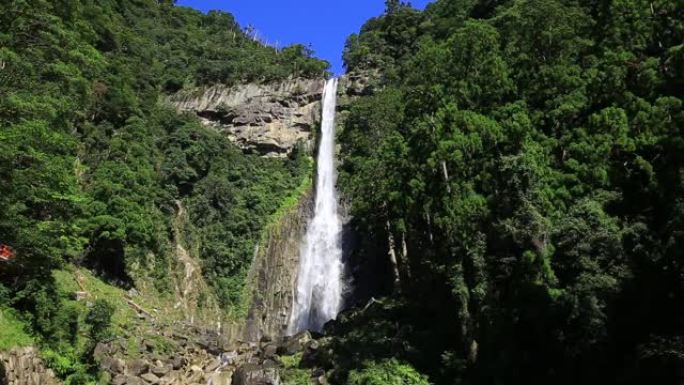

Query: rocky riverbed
93;327;324;385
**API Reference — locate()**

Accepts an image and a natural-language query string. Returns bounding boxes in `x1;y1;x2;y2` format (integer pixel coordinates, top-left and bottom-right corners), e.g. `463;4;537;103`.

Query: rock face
0;347;61;385
232;363;280;385
238;71;374;341
167;73;375;157
171;200;222;330
243;190;314;341
168;78;326;157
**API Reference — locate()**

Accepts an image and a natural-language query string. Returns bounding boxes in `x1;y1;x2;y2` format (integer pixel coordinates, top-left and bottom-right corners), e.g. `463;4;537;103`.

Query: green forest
0;0;325;382
327;0;683;384
0;0;682;384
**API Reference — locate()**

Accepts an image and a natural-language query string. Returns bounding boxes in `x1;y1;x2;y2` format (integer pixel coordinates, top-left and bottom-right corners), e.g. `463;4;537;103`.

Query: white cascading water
288;78;345;334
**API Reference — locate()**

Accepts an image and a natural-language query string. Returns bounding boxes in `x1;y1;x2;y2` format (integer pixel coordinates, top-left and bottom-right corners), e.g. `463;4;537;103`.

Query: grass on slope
52;266;182;334
0;308;33;350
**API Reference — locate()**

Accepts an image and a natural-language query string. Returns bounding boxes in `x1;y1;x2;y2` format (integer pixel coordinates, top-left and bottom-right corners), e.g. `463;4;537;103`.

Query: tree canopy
334;0;683;383
0;1;323;382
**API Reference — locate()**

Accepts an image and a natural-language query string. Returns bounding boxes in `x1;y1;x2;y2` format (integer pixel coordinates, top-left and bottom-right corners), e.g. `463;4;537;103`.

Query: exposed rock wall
243;190;314;341
166;73;374;158
237;72;373;341
0;347;60;385
168;78;326;157
171;200;222;328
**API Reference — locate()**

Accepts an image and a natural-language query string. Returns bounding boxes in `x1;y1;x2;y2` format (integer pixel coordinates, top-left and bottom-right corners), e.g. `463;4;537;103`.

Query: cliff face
168;78;326;157
234;73;373;341
243;190;314;341
167;74;374;158
0;348;61;385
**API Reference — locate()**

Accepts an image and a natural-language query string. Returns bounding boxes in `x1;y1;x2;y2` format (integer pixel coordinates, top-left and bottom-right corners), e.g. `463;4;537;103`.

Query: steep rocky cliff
168;78;326;157
166;73;374;158
237;72;373;341
243;190;314;341
0;348;60;385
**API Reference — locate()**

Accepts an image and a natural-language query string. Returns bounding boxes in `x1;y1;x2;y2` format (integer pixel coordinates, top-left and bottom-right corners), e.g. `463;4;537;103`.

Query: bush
85;300;114;342
347;359;429;385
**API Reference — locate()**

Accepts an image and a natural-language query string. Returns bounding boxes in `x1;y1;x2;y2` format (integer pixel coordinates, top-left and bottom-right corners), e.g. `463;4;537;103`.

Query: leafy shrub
85;300;114;342
348;359;429;385
280;353;312;385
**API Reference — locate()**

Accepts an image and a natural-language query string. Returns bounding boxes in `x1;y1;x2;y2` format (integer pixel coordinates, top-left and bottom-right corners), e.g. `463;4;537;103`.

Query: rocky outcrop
338;71;376;99
0;347;61;385
235;72;374;341
167;73;376;157
243;190;314;341
169;78;326;157
93;325;325;385
171;200;222;328
232;363;280;385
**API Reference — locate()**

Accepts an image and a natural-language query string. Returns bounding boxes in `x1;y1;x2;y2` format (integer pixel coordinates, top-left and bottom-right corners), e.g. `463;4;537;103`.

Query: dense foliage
347;359;429;385
0;0;324;382
335;0;683;384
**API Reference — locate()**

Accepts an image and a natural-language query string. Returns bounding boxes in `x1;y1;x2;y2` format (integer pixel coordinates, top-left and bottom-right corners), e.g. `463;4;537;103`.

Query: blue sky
175;0;433;75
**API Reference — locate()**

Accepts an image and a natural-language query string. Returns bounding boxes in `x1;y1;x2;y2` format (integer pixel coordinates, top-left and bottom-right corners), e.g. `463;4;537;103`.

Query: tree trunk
425;211;434;244
441;160;451;193
400;231;411;280
386;220;401;293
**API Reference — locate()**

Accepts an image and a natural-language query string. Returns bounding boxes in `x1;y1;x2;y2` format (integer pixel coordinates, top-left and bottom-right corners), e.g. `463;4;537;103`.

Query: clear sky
175;0;433;75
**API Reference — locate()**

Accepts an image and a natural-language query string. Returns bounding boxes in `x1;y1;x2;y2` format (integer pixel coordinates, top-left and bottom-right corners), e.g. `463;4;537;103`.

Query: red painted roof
0;244;15;261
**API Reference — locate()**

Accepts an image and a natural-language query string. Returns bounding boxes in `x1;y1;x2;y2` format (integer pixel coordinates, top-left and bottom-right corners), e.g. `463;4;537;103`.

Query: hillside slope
0;1;327;383
319;0;684;384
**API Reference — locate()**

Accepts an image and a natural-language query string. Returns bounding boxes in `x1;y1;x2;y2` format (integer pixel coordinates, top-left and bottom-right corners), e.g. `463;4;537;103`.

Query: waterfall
288;78;345;334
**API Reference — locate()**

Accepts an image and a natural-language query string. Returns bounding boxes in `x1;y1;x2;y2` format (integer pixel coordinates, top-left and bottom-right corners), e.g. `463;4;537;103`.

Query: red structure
0;244;15;261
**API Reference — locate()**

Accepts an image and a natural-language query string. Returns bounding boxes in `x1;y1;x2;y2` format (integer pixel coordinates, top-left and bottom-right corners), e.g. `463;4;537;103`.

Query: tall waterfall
289;78;345;334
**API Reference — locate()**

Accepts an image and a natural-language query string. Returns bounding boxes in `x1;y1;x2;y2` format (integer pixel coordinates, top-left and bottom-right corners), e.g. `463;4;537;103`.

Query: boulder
187;369;204;383
220;351;239;366
141;372;160;384
114;375;143;385
160;370;181;384
93;342;111;362
100;356;126;375
205;359;220;372
170;356;187;370
304;339;320;351
277;331;311;356
207;371;234;385
112;374;128;385
127;359;149;376
301;337;333;368
232;364;281;385
150;364;171;377
262;343;278;359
